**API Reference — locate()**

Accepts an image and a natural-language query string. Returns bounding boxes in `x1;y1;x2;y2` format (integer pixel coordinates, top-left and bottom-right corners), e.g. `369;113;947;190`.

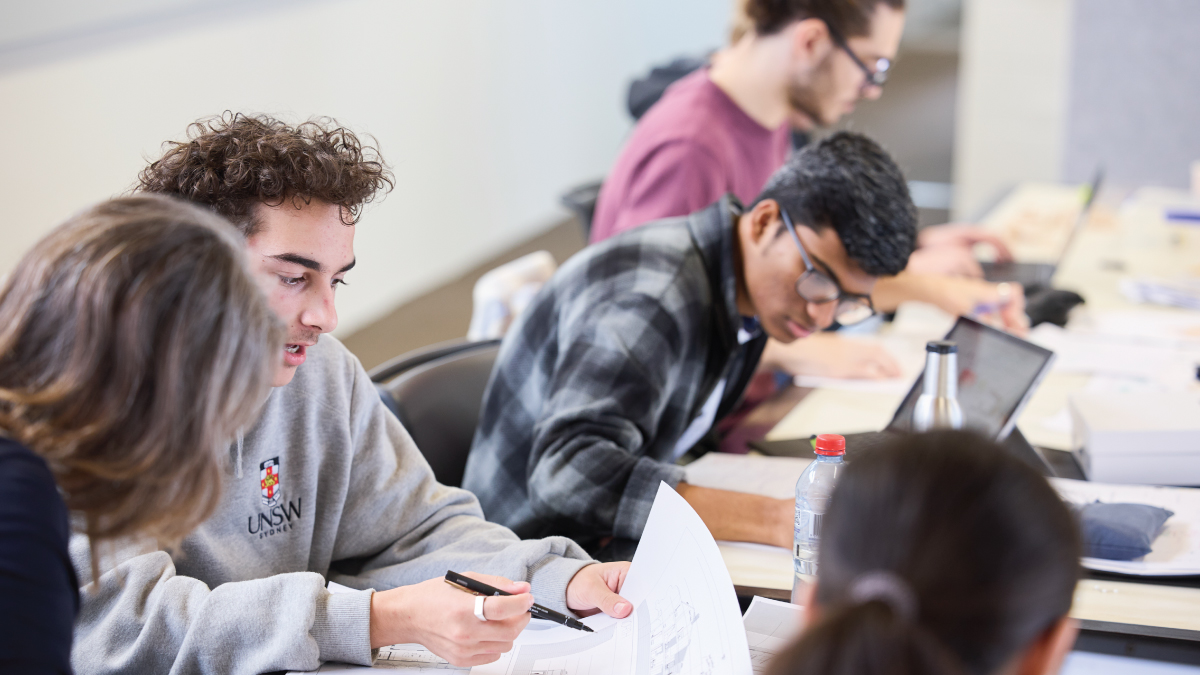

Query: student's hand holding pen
878;273;1029;336
369;572;533;667
971;281;1029;337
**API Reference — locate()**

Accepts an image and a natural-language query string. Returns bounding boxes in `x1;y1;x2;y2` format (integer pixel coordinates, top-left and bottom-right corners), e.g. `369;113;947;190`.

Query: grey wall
1063;0;1200;187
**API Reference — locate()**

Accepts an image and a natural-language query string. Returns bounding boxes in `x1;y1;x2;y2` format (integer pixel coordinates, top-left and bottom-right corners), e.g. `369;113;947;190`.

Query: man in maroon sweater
593;0;1026;380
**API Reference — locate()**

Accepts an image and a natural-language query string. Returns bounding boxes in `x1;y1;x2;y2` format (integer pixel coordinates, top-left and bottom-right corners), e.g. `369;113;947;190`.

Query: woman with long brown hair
0;195;281;673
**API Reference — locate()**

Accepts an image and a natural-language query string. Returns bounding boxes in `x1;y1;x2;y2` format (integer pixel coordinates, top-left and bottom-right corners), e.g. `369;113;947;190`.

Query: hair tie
848;571;918;621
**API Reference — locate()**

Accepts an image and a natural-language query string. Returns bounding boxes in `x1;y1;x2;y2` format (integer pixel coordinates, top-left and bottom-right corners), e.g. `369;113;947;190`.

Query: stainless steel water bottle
912;340;964;432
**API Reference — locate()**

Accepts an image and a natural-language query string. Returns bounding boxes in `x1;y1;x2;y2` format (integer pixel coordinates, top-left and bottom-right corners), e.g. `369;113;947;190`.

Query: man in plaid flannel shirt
463;133;917;555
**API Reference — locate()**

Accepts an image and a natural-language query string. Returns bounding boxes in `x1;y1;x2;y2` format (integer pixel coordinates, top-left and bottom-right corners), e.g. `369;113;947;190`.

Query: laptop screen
888;317;1055;440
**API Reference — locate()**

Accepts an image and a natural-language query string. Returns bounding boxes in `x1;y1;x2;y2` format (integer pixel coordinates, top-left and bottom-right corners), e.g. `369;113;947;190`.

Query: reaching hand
368;572;533;667
913;275;1029;336
566;561;633;619
917;224;1014;262
763;333;902;380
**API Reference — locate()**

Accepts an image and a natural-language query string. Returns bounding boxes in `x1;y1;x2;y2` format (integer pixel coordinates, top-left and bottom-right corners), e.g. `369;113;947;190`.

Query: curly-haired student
70;114;633;675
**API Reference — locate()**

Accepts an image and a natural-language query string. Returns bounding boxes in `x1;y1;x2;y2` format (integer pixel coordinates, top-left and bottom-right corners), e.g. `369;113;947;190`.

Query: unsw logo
260;457;281;506
247;457;302;538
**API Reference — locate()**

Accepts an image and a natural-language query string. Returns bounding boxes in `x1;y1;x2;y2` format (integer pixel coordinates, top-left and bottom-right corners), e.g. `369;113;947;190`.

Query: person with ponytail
0;195;281;674
769;430;1082;675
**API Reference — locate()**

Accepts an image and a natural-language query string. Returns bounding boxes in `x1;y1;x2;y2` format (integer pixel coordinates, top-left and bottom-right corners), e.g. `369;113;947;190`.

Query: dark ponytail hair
768;430;1081;675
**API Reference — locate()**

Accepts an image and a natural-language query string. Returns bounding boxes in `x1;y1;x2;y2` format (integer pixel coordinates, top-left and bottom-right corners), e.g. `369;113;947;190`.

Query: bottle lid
815;434;846;456
926;340;957;354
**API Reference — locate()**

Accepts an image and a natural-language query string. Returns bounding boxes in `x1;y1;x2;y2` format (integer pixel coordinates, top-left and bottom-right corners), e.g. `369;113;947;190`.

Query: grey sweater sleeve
70;345;594;675
324;353;594;611
70;544;372;674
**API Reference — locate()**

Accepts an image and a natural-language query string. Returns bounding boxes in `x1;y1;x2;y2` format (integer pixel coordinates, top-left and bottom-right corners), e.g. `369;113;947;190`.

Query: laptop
981;170;1104;291
751;317;1060;474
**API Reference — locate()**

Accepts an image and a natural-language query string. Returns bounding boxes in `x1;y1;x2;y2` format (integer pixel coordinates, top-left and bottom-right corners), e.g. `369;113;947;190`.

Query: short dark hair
753;131;916;276
137;112;394;237
768;430;1081;675
745;0;906;38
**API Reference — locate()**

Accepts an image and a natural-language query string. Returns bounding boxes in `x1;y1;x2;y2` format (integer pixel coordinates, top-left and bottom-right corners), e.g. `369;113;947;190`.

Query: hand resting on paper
369;572;534;666
566;561;633;618
368;564;633;667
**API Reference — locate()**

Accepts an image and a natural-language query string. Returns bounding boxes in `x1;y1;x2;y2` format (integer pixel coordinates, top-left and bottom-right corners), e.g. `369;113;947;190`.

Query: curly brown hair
137;113;394;236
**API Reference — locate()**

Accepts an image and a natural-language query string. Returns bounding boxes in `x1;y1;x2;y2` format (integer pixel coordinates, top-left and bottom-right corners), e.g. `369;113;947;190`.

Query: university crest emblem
260;457;282;507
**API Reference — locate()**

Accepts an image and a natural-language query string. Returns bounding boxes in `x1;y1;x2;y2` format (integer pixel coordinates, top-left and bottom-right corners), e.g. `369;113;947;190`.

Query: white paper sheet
766;388;903;441
742;597;804;675
683;453;811;500
1052;479;1200;576
305;646;468;672
1070;308;1200;348
471;482;753;675
1028;323;1192;381
792;334;928;395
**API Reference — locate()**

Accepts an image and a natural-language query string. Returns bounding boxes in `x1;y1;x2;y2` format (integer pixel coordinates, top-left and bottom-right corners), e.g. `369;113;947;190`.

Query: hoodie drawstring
235;430;245;479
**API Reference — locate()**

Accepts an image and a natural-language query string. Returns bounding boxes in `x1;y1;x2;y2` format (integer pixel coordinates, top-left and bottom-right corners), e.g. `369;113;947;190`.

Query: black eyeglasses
825;22;891;88
780;209;876;326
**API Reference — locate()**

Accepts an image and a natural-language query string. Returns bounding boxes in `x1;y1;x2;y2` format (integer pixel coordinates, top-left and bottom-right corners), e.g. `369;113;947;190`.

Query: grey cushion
1074;501;1174;561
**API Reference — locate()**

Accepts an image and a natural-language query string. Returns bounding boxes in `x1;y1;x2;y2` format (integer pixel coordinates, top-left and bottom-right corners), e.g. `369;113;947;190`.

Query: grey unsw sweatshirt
69;336;594;674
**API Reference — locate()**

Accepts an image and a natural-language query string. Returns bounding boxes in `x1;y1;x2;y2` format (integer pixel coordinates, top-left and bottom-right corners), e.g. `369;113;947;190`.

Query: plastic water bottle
792;434;846;602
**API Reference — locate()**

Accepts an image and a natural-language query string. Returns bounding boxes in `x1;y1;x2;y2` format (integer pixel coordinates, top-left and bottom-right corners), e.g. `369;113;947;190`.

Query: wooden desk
718;537;1200;636
715;183;1200;664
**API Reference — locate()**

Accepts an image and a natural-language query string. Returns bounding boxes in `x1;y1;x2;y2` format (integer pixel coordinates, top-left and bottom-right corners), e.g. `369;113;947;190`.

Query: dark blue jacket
0;435;77;674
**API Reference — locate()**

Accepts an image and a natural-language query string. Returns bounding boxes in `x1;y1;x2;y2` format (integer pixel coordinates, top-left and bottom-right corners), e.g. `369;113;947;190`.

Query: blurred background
2;0;1198;368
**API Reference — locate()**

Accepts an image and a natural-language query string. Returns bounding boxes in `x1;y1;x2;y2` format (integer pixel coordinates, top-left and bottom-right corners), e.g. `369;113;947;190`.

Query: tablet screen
888;317;1055;440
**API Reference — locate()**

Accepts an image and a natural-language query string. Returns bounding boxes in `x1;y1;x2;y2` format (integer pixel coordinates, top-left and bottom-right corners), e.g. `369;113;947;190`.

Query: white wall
0;0;729;336
952;0;1073;219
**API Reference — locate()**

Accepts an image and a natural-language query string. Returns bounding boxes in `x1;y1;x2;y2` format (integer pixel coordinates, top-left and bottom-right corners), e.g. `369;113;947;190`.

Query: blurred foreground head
770;430;1081;675
0;195;282;546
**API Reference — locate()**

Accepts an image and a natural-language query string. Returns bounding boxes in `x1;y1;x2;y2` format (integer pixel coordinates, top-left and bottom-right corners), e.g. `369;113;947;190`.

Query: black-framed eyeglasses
825;22;891;88
780;208;876;326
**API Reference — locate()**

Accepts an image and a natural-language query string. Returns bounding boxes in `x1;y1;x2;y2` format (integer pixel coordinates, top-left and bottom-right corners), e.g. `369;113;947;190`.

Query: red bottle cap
815;434;846;456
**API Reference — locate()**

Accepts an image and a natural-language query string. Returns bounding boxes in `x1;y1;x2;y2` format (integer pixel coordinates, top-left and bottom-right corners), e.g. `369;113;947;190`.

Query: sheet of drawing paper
742;596;805;674
471;482;753;675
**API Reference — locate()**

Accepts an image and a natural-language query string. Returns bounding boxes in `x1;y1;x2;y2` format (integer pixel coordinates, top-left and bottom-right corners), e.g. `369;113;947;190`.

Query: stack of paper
742;597;804;674
1120;278;1200;311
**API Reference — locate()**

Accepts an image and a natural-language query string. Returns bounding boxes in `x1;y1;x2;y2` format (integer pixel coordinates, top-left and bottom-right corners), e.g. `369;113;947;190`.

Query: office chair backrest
560;180;602;241
372;340;500;487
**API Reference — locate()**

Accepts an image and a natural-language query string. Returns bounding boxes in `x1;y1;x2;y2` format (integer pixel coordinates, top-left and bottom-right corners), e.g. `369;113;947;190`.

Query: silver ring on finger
474;594;488;622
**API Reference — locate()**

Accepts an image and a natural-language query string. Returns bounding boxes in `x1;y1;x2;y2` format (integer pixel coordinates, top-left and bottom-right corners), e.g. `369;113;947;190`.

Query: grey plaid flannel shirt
463;197;768;546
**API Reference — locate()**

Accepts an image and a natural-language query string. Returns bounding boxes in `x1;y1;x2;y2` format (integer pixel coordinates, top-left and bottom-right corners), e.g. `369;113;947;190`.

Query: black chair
369;339;501;487
560;180;603;241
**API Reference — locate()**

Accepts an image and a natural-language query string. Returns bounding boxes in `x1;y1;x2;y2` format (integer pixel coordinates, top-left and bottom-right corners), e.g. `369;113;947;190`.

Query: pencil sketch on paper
470;483;752;675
